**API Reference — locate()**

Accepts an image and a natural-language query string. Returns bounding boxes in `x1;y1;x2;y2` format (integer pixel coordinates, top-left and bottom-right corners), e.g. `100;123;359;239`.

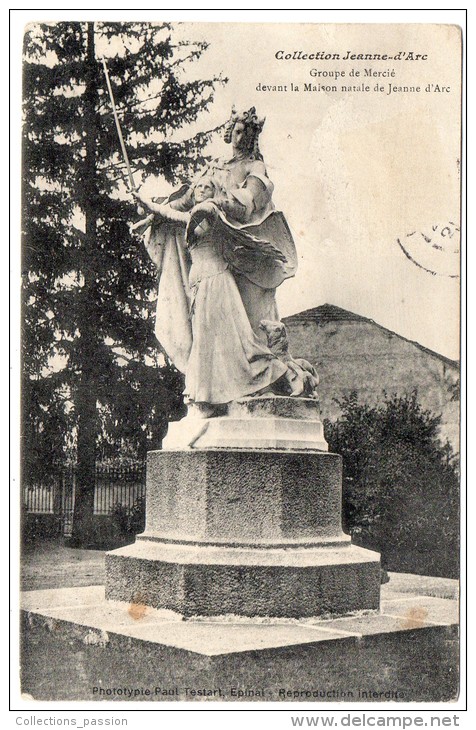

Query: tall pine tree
22;21;224;545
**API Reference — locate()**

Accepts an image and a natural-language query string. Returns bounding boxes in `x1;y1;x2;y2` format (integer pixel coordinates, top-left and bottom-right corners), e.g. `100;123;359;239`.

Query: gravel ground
21;537;106;591
384;570;459;600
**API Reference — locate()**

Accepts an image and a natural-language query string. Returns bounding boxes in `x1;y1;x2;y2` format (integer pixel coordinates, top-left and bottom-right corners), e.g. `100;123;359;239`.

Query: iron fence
22;462;147;536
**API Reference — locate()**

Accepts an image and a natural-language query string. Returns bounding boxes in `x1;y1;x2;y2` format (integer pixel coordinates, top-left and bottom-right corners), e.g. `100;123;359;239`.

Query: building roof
283;304;459;369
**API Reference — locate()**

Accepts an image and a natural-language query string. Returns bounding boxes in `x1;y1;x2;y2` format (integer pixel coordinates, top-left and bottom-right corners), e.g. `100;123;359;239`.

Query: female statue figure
133;107;305;410
165;107;297;339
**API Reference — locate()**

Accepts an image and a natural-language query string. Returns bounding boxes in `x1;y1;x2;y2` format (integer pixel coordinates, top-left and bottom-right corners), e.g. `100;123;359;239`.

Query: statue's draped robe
141;155;297;404
142;214;192;375
191;157;297;342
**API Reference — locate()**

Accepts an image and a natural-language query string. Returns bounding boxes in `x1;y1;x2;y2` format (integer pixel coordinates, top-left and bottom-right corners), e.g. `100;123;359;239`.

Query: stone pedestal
162;395;328;451
105;397;381;617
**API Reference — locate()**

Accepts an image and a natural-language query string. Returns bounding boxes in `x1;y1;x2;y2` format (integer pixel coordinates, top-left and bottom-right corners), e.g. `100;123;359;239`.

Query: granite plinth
105;447;381;617
144;449;346;542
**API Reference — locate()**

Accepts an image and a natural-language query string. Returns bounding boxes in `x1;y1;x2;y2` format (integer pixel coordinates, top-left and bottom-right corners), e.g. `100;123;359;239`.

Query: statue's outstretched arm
132;191;188;224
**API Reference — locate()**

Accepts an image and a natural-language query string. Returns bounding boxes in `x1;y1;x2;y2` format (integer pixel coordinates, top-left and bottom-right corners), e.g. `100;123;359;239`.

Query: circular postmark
397;221;460;278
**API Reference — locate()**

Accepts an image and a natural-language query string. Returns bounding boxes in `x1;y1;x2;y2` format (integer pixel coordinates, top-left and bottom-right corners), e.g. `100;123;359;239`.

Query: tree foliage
22;21;224;542
324;391;459;578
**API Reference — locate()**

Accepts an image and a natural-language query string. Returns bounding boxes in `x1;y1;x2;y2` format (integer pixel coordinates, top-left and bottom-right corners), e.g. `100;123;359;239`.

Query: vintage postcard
16;15;463;712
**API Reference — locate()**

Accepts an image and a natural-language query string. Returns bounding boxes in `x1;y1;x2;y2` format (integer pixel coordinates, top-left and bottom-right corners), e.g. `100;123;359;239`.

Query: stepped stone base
105;444;381;617
106;396;380;618
106;539;380;618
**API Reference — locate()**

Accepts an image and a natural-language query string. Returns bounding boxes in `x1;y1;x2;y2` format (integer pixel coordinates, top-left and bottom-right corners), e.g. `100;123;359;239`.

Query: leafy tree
22;21;224;544
324;391;459;578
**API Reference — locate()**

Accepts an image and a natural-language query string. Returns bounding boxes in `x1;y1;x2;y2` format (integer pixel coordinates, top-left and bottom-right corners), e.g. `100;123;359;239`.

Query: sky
152;21;462;361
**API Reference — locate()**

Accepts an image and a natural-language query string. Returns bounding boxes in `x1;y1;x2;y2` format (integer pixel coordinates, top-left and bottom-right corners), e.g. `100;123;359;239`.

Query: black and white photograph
12;8;465;718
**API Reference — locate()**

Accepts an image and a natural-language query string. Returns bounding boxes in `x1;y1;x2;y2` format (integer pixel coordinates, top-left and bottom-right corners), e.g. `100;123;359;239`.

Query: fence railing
23;462;147;536
23;484;56;514
94;464;146;515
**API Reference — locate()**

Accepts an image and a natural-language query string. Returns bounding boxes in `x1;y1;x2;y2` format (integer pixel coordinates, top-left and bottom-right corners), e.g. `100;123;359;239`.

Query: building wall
284;317;460;452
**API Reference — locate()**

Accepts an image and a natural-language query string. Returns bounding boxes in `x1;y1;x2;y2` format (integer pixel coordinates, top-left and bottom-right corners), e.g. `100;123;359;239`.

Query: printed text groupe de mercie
275;50;427;61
